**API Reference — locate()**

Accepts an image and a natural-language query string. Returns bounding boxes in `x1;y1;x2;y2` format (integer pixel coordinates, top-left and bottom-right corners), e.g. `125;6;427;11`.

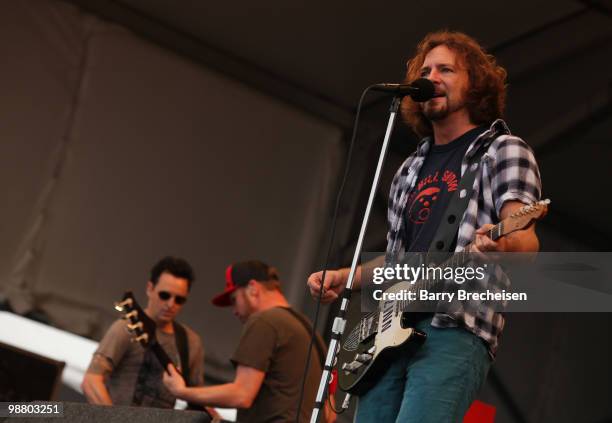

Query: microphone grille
410;78;435;102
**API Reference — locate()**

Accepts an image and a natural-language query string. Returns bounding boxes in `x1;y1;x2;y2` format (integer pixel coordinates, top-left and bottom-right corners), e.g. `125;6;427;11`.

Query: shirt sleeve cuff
495;190;538;217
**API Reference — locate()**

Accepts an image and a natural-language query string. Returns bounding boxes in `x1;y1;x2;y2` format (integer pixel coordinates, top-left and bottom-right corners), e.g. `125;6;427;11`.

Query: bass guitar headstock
114;291;158;347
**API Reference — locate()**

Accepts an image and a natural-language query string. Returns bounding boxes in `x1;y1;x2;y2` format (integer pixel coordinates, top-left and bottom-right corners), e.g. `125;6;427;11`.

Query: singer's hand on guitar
470;201;540;254
307;269;346;303
470;223;506;253
163;363;186;396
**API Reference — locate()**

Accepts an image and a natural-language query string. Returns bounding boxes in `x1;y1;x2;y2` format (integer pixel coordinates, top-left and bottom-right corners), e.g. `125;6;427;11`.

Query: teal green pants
355;320;491;423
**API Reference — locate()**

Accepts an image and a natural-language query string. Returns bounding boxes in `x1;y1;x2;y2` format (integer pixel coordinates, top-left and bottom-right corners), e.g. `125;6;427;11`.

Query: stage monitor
0;341;65;401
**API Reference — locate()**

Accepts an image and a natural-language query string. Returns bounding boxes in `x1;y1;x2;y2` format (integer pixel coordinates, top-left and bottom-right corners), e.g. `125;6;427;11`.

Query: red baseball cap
211;260;275;307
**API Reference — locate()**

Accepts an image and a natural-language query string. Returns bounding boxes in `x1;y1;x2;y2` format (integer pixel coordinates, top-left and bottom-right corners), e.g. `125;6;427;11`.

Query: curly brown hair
401;30;507;138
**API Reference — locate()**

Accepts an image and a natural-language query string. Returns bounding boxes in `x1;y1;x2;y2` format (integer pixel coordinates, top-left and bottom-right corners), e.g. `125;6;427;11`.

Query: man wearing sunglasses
82;256;205;409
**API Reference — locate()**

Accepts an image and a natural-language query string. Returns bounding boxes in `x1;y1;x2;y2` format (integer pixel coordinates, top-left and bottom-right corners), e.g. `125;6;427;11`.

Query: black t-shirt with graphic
403;126;486;252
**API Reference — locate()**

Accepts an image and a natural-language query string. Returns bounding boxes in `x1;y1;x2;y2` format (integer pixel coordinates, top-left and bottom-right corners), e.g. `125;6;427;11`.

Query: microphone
371;78;435;102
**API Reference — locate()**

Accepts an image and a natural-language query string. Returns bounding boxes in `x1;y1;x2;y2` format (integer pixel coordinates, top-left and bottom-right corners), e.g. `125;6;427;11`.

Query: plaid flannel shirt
386;119;542;355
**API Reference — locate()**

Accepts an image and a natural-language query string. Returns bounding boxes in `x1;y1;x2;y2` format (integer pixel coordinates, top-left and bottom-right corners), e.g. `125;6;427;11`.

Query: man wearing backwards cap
163;260;335;423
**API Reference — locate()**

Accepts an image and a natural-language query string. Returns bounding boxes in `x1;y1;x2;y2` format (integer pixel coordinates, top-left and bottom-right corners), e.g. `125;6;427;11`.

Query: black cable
327;385;346;415
295;85;381;422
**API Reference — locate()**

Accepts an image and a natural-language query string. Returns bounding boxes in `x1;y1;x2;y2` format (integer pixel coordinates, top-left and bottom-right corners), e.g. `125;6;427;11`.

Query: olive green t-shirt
231;307;325;423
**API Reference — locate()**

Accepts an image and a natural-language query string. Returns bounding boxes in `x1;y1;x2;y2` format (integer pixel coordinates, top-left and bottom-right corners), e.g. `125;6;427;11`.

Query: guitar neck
114;292;176;375
486;220;505;242
406;216;512;292
150;341;173;373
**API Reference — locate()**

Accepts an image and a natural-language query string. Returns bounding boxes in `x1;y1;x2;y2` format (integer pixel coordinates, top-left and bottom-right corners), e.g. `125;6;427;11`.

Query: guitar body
338;282;426;395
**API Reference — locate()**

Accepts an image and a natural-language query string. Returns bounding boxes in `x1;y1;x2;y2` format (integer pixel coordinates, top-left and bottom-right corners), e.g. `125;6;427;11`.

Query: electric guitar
337;199;550;395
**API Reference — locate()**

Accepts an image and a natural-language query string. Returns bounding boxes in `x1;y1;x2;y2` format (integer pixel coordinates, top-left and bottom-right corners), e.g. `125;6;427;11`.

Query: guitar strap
173;321;209;412
172;321;190;385
426;141;490;258
283;307;326;367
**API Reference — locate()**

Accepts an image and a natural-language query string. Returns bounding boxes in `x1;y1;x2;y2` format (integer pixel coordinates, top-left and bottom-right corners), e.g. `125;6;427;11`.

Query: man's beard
422;97;450;121
423;103;448;121
422;95;465;121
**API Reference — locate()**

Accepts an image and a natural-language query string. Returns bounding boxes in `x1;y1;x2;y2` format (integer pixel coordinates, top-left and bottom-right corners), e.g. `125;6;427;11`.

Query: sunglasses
158;291;187;305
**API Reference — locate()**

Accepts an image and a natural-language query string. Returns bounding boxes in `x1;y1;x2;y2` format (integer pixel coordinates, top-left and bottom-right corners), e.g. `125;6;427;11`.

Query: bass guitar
114;292;212;414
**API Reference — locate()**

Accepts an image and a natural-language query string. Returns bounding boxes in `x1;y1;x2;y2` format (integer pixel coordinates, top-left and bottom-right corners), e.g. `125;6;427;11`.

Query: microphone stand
310;96;402;423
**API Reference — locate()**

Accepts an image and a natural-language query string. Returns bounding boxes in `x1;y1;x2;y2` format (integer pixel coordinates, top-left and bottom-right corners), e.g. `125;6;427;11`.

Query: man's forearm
176;382;252;409
82;375;113;406
86;388;113;406
504;227;539;253
339;254;386;291
337;267;356;288
82;354;115;406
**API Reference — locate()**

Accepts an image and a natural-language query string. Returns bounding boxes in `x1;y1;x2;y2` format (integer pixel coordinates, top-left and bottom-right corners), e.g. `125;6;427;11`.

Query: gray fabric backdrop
0;0;342;381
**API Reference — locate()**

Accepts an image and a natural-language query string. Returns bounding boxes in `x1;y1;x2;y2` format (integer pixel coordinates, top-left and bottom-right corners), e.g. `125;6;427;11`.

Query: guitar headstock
503;199;550;235
114;291;157;346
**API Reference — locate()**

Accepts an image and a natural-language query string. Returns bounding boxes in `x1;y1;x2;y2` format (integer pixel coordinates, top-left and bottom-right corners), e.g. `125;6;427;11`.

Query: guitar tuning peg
132;333;149;343
124;310;138;320
127;322;143;332
114;297;134;312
